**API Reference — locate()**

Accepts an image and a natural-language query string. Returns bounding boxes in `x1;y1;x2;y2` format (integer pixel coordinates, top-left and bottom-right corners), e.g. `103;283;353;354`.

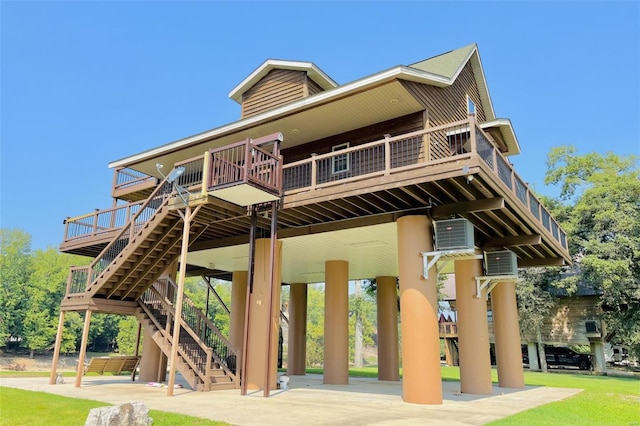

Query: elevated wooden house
50;43;570;404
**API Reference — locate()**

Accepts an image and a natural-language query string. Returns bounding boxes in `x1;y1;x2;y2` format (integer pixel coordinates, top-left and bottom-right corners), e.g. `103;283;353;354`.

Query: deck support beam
49;310;66;385
75;309;92;388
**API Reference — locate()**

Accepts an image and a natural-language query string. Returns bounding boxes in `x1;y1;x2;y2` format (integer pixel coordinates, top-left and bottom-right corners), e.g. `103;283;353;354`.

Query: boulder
85;401;152;426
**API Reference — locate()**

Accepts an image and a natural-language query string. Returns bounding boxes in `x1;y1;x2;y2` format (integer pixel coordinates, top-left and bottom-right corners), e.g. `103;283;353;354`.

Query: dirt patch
0;353;80;372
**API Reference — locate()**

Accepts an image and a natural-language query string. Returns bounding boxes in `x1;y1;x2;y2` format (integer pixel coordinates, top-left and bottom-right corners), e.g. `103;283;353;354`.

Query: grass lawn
0;387;228;426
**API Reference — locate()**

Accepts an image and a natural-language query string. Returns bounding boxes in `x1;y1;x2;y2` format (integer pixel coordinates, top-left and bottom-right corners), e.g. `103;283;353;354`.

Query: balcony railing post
92;209;99;236
310;153;317;190
66;269;73;295
469;114;477;154
63;217;70;241
244;139;252;183
201;151;210;197
384;135;391;175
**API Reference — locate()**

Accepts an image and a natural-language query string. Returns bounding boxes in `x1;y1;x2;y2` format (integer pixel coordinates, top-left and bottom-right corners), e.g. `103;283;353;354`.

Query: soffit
187;222;400;284
125;80;423;177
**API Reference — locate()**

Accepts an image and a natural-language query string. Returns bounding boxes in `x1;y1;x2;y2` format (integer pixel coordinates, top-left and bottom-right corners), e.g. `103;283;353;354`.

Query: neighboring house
522;279;608;371
50;43;570;404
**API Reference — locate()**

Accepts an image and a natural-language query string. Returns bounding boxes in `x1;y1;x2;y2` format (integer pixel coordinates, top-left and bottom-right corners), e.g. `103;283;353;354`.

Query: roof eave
109;67;454;169
228;59;339;104
480;118;521;156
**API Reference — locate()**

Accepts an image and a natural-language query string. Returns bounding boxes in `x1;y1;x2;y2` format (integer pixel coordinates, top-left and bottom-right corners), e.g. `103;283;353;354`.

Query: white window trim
466;95;476;115
332;142;350;174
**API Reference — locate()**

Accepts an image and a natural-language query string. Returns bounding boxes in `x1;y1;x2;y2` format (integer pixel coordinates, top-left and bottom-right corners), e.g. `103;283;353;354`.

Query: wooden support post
167;205;192;396
75;310;92;388
49;311;66;385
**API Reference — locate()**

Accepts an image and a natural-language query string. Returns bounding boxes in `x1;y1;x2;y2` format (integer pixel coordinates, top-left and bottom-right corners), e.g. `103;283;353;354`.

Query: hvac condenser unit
484;250;518;276
433;218;475;251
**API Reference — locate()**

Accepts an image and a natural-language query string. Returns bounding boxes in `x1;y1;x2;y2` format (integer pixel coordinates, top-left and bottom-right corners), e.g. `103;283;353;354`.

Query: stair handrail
68;175;175;295
139;285;212;385
141;278;238;381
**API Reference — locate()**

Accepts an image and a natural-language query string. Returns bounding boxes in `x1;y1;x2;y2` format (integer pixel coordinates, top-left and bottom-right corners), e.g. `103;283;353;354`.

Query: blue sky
2;1;639;251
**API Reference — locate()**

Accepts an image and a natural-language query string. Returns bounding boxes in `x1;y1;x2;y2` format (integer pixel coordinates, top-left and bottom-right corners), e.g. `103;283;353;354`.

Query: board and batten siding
241;69;316;118
401;62;486;126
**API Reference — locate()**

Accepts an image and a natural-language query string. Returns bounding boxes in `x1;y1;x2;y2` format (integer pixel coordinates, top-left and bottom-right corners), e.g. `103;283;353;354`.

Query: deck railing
281;116;568;251
63;202;145;243
112;167;157;193
63;123;567;259
207;135;282;196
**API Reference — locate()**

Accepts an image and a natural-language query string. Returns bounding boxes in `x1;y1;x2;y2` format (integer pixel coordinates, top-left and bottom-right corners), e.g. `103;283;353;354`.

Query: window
467;95;476;115
332;142;350;174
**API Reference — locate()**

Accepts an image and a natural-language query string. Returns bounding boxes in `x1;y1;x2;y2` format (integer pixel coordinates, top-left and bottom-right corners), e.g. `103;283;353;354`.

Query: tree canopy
545;146;640;355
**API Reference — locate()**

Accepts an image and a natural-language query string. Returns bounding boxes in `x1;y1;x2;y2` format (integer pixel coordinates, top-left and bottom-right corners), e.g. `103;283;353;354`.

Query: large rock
85;401;152;426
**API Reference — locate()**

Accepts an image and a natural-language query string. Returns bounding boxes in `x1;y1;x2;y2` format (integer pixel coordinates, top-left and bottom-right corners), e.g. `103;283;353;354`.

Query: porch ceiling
186;222;401;285
119;81;423;177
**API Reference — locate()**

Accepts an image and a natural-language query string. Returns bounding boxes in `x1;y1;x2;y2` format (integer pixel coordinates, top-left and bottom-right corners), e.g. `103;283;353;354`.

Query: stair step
208;382;237;391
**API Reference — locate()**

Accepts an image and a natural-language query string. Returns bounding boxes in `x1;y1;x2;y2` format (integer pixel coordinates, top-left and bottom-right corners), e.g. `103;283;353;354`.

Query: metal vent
484;250;518;276
433;218;475;251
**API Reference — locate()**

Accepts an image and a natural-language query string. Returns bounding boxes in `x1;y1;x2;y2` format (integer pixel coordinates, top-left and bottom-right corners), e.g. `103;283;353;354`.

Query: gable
241;69;308;118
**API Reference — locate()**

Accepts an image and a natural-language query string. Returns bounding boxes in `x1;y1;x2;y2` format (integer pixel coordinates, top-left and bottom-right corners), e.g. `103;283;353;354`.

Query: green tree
0;229;33;348
22;248;88;356
517;267;560;372
349;283;376;366
305;284;325;367
61;312;83;354
546;147;640;356
116;316;140;355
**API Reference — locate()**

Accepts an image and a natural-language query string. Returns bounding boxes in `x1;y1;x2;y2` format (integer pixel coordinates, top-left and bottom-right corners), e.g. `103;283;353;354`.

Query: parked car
522;345;592;370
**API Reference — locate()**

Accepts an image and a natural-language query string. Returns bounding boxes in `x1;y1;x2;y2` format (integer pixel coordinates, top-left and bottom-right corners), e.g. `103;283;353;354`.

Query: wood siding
401;62;486;126
306;77;323;96
241;69;320;118
282;112;425;164
541;296;601;345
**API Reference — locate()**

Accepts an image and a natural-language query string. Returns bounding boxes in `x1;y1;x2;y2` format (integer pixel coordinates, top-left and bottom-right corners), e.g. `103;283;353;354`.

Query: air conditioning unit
484;250;518;276
433;218;475;251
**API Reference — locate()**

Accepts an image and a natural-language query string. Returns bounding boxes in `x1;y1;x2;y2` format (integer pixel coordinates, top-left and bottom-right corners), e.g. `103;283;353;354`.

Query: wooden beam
484;234;542;248
518;257;566;267
432;197;504;219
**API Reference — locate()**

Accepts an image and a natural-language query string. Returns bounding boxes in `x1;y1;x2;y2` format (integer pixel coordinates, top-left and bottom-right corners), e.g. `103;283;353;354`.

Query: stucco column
138;323;166;383
288;283;308;375
324;260;349;385
229;271;248;352
376;276;399;381
527;342;540;370
590;341;606;373
455;258;493;394
245;238;282;391
397;215;442;404
491;281;525;388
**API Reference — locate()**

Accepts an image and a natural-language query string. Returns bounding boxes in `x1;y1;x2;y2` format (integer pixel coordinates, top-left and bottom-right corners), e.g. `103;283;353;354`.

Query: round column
376;276;399;381
229;270;248;351
288;283;308;375
324;260;349;385
492;281;525;388
454;258;493;394
397;215;442;404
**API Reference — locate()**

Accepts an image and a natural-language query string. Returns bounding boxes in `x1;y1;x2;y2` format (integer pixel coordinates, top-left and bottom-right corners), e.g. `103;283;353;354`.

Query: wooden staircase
63;180;208;307
137;278;239;391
